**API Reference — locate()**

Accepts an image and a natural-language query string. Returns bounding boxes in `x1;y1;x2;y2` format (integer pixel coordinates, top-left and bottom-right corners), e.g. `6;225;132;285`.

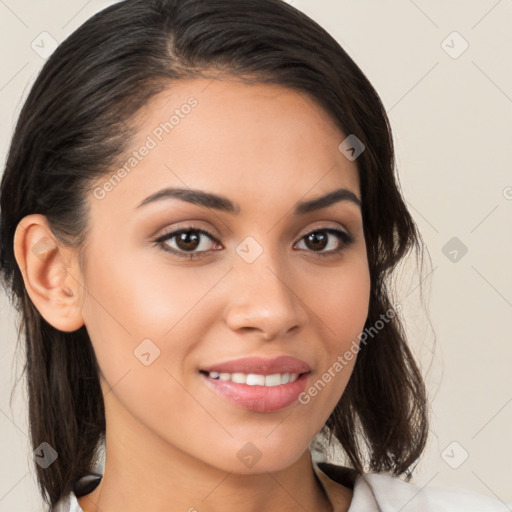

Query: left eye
154;226;354;260
295;228;354;256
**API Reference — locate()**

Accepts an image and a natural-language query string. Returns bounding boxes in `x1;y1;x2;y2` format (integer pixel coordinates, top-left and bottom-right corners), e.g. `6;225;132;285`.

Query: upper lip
200;356;311;376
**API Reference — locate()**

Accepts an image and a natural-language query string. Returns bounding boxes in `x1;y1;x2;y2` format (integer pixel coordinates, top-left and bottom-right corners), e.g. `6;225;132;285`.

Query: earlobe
13;214;85;332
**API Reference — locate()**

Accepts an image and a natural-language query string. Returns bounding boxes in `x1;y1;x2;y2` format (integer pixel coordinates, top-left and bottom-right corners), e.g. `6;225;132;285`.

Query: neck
77;384;351;512
79;448;336;512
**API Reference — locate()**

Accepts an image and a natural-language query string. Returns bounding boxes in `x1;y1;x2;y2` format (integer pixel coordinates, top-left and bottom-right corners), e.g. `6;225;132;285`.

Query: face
79;78;370;474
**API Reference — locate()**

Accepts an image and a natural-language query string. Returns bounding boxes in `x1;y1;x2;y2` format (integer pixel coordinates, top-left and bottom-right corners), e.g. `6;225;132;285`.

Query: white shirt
314;461;512;511
54;460;512;511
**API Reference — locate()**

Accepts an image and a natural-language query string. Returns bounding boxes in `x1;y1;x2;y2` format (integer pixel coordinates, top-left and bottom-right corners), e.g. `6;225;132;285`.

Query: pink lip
200;356;311;413
201;373;310;413
200;355;310;375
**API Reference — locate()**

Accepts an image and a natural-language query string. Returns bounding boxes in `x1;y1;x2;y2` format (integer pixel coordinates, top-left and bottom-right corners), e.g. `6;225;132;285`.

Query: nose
223;245;308;341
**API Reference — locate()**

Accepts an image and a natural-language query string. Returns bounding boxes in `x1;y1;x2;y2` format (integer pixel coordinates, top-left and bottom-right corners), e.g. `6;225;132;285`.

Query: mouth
199;356;311;413
199;370;302;386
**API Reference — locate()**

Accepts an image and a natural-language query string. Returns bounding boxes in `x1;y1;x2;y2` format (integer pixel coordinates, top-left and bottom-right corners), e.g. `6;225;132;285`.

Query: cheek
80;246;239;444
81;241;227;359
301;254;370;413
81;252;223;432
321;252;371;345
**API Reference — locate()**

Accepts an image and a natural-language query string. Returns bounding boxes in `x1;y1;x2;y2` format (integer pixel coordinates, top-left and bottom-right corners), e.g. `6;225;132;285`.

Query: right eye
154;225;222;260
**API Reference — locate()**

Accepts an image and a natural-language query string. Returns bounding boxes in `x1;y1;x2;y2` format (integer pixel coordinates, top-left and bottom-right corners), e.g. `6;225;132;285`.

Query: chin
201;439;310;475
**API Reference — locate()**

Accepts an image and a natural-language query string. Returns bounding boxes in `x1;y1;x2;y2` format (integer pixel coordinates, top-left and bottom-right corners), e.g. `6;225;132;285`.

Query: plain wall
1;1;511;510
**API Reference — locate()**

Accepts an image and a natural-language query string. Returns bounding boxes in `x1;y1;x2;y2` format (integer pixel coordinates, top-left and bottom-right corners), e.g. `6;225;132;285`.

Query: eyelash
153;224;355;260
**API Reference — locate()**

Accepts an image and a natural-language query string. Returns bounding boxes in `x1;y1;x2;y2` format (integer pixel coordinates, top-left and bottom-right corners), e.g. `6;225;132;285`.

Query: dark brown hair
0;0;428;509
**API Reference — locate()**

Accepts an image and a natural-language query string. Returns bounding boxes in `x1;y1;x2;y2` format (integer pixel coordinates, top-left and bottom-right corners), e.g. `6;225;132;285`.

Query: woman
0;1;508;511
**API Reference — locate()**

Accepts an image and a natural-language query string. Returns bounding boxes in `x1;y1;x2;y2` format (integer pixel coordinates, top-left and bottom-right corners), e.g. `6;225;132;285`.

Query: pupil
177;231;199;251
307;231;327;250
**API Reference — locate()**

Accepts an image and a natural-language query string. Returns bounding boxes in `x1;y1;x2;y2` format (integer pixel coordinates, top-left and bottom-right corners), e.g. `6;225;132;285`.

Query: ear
13;214;85;332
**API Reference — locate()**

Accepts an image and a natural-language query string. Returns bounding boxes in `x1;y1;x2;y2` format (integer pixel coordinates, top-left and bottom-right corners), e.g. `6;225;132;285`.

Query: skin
14;78;371;512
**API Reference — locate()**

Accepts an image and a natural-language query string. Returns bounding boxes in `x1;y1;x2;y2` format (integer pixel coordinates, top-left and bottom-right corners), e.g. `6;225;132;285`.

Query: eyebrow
135;187;361;214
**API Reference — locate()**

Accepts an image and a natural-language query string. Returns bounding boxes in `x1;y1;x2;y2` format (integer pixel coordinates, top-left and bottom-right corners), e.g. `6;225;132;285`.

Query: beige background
1;0;511;510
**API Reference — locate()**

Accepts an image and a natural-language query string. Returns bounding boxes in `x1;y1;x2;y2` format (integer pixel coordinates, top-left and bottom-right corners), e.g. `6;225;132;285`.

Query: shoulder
54;493;82;512
315;461;512;512
54;473;102;512
362;471;511;511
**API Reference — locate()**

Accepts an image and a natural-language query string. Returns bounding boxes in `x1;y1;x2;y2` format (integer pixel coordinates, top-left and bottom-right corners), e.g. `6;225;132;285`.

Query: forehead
90;78;360;217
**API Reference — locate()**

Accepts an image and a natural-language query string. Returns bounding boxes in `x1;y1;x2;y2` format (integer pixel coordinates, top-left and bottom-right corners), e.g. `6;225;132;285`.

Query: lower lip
201;372;310;413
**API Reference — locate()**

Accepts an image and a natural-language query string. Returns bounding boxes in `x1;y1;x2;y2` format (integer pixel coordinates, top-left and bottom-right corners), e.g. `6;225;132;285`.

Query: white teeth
206;371;300;386
247;374;266;386
265;374;282;386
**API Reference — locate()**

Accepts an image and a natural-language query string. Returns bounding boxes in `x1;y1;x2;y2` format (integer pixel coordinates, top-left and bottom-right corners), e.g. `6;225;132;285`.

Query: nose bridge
224;235;307;339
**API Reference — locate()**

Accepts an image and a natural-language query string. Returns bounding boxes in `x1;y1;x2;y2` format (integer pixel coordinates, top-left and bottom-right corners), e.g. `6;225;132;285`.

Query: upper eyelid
155;223;353;246
155;222;352;239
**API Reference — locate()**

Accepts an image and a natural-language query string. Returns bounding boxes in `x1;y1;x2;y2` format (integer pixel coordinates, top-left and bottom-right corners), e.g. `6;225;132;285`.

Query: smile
204;371;300;386
199;364;312;414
